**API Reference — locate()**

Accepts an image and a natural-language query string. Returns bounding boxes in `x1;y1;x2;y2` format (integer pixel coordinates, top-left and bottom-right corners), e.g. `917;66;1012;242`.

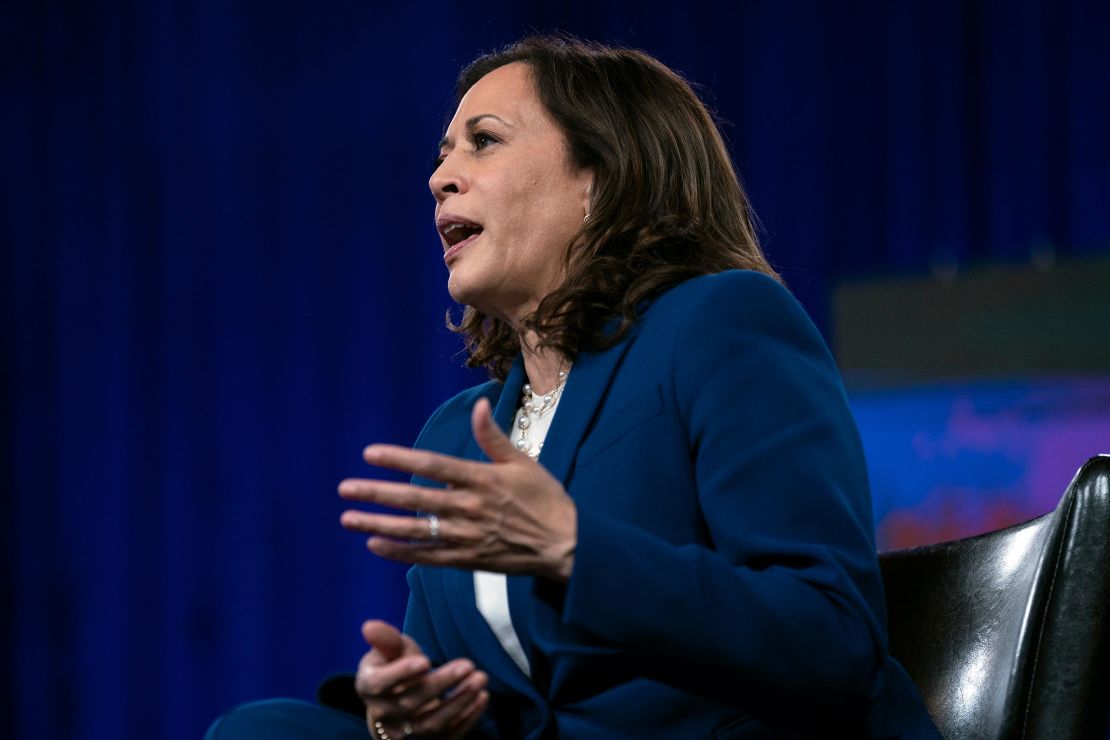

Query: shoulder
413;378;503;455
651;269;799;317
639;269;821;347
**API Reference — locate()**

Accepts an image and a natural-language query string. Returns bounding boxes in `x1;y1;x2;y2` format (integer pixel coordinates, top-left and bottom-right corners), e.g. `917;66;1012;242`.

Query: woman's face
430;62;593;324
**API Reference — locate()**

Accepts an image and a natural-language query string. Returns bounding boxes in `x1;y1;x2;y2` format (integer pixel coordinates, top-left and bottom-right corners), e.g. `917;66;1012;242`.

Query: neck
520;330;564;394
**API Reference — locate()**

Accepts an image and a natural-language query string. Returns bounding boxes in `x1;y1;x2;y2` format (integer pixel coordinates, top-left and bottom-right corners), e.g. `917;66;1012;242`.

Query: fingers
362;444;481;486
338;478;453;512
357;651;431;696
386;659;477;716
356;622;432;699
362;620;407;661
364;660;489;737
341;510;458;543
363;537;533;573
471;396;522;463
402;669;489;738
445;688;490;740
355;620;490;736
365;536;452;565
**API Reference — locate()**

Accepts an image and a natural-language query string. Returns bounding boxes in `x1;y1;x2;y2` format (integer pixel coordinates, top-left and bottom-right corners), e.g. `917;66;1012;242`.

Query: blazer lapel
537;327;639;488
454;334;638;697
442;567;543;700
451;358;543;696
520;327;640;695
464;334;639;484
464;354;526;463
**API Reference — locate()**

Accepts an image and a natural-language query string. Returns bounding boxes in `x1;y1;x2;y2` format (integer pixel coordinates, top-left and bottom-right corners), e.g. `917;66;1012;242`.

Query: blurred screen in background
837;256;1110;549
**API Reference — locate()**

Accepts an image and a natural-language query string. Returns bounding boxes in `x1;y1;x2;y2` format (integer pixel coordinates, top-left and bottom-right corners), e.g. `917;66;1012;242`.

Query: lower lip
443;232;481;263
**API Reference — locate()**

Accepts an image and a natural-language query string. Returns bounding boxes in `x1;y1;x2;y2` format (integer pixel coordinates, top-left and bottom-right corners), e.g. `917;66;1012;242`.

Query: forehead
449;62;541;128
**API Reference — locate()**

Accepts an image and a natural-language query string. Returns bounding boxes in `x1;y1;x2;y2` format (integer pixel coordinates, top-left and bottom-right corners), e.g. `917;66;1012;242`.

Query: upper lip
436;214;484;248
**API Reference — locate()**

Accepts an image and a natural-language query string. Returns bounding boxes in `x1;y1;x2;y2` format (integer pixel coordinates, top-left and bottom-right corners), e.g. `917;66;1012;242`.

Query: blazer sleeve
401;565;447;666
557;271;888;719
399;396;459;668
402;390;502;738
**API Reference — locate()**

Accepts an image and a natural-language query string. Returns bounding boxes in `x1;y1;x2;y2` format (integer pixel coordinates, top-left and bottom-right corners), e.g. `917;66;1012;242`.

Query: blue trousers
206;699;369;739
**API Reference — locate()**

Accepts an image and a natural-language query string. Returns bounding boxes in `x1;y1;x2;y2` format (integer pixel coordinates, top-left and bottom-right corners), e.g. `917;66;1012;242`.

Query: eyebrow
438;114;512;150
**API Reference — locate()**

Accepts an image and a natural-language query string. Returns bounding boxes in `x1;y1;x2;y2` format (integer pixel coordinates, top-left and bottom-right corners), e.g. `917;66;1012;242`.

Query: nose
429;154;465;202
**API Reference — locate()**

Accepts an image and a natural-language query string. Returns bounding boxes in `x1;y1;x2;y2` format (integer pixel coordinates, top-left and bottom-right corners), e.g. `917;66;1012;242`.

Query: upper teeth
444;223;468;234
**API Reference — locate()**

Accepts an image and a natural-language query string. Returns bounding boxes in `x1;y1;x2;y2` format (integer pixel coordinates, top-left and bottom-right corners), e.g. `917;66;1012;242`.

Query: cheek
482;160;583;270
515;178;580;241
494;178;549;244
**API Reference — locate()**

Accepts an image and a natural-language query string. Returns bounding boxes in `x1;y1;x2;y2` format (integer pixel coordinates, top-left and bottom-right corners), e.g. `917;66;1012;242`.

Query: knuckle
417;490;440;512
456;496;482;517
396;693;420;713
472;467;496;488
357;677;382;698
356;666;393;698
354;667;373;693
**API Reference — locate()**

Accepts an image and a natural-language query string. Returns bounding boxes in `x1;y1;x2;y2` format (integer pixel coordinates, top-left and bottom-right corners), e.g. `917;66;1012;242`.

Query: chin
446;276;490;314
448;284;508;323
446;273;475;305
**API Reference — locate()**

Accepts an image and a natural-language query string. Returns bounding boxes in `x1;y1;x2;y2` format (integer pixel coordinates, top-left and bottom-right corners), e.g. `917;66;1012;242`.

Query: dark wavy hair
446;35;780;380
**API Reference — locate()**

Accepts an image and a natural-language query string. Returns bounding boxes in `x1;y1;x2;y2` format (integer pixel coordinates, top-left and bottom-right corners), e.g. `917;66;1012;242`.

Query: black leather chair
879;454;1110;739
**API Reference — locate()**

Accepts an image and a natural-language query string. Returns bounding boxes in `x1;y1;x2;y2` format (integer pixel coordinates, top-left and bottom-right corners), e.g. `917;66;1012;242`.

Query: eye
431;153;446;172
473;132;499;151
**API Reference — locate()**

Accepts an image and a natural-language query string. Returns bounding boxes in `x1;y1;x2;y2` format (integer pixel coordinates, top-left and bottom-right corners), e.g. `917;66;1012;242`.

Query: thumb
361;619;404;661
472;396;521;463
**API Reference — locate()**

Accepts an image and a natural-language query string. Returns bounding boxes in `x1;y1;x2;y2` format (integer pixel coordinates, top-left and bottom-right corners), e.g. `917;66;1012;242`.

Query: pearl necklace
514;368;568;460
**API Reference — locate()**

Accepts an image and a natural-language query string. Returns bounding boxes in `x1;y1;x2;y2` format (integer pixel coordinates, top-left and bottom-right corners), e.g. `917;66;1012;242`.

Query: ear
578;169;594;220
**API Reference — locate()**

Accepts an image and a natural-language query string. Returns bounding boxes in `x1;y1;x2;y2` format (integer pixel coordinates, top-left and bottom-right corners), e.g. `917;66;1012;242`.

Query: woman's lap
205;698;368;739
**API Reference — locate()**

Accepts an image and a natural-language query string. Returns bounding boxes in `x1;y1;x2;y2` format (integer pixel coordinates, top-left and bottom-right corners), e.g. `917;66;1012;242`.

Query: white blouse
472;379;566;679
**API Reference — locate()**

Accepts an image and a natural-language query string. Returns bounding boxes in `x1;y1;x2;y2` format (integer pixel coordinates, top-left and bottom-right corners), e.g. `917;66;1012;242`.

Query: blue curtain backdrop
3;2;1109;739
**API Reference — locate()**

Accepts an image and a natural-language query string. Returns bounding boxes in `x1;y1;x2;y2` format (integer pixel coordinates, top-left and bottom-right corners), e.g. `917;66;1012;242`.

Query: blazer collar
465;326;640;488
536;331;639;487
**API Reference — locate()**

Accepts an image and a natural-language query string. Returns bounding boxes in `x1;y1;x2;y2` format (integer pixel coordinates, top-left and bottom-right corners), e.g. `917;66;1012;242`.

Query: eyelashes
431;131;500;172
473;132;498;150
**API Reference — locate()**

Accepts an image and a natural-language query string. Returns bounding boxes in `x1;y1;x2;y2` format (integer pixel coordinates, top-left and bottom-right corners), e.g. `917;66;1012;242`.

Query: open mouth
438;217;484;260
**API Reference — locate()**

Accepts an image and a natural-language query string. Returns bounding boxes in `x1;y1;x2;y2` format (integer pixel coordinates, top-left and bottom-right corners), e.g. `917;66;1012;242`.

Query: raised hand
357;620;488;739
339;397;577;583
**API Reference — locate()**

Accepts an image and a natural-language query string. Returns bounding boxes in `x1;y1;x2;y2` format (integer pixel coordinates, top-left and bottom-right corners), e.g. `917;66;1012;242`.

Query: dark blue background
4;2;1109;738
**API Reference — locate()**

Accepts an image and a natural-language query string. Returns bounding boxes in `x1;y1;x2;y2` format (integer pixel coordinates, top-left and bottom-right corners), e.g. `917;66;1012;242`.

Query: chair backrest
878;454;1110;739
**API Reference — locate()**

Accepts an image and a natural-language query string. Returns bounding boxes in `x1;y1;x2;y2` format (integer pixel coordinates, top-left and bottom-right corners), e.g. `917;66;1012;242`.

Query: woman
208;36;937;739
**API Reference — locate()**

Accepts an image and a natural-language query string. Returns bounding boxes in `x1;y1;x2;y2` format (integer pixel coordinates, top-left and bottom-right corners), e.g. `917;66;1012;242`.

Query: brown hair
447;35;780;380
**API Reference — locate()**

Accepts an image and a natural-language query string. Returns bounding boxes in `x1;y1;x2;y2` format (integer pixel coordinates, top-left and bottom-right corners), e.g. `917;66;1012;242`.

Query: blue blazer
403;271;937;738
